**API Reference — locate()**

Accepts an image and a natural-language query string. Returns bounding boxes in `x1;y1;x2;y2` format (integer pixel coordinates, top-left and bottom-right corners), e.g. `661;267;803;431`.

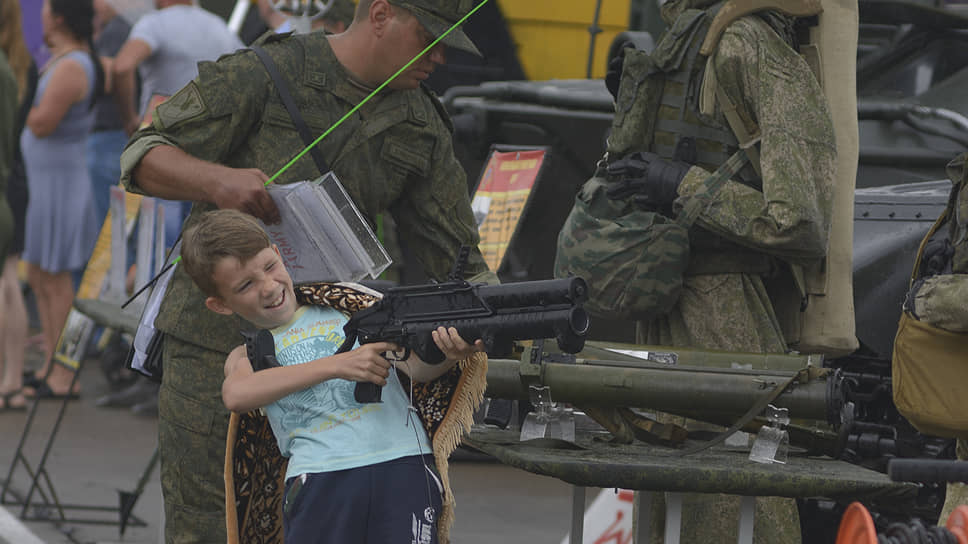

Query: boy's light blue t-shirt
267;305;431;481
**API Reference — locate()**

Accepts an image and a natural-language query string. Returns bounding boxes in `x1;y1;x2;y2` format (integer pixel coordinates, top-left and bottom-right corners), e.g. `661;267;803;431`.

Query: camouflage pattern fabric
118;31;493;543
158;336;233;544
913;274;968;332
554;175;691;321
556;150;749;321
948;154;968;274
609;0;836;541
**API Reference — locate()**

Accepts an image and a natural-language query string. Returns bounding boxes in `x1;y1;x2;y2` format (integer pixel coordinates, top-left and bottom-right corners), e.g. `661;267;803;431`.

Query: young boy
180;209;485;544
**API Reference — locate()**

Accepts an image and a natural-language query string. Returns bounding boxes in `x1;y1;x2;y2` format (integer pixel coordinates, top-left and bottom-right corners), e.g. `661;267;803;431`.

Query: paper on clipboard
260;173;391;284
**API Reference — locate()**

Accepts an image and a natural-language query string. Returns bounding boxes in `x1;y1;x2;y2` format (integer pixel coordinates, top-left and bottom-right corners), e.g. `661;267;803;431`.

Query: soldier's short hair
181;209;272;298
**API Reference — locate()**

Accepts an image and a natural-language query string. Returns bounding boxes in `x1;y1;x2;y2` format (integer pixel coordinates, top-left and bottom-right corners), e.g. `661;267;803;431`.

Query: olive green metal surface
464;427;916;505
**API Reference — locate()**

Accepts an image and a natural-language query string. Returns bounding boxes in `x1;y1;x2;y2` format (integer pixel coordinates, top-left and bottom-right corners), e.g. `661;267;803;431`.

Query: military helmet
387;0;482;57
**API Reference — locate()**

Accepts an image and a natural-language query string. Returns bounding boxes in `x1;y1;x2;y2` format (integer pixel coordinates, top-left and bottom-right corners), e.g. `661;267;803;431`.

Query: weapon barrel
477;277;588;308
409;307;591;360
485;359;834;423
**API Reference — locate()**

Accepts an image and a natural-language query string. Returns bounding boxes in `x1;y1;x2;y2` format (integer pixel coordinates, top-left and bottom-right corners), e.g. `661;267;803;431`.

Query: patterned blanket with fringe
225;282;488;544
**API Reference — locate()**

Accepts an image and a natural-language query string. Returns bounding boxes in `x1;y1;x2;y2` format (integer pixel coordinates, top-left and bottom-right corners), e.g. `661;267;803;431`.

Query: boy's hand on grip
432;326;484;363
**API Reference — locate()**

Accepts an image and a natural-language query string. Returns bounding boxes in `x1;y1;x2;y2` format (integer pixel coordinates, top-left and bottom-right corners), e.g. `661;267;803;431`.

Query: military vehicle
435;0;967;538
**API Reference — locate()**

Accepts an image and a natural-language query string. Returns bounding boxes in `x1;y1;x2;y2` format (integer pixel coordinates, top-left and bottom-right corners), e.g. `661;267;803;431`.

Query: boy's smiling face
204;246;298;330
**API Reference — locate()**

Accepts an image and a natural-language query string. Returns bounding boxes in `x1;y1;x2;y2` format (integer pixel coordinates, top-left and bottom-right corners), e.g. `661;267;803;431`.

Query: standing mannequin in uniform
603;0;837;540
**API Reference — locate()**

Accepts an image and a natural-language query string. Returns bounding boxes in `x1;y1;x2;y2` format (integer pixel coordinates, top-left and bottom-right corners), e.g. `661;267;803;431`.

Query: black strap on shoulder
251;44;330;175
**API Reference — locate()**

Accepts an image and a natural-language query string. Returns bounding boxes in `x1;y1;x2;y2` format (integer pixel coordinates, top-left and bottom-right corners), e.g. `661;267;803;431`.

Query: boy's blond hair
181;209;272;297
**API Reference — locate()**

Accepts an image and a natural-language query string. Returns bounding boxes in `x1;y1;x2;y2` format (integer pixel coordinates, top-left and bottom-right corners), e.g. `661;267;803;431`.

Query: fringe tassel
433;352;489;544
225;412;241;544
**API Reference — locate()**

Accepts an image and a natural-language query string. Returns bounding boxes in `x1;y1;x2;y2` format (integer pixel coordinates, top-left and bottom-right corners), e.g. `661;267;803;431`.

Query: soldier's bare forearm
133;145;229;203
133;146;279;223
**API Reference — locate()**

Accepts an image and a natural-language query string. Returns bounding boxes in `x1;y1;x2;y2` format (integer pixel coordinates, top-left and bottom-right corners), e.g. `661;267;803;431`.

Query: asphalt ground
0;342;597;544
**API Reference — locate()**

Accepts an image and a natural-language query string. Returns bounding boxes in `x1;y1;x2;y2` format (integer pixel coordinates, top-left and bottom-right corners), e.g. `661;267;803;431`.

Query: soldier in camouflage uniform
908;153;968;527
603;0;836;541
118;1;494;541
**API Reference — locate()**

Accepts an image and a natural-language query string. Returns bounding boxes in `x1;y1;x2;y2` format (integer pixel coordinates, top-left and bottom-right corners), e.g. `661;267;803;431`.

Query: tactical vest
607;5;761;190
606;5;775;277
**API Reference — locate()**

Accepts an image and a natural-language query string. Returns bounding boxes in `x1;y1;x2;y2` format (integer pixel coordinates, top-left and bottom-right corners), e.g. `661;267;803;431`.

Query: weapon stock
337;276;591;403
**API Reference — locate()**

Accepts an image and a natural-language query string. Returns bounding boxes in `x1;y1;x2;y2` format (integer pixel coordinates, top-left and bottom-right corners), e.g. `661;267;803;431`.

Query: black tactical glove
605;151;691;213
605;42;633;101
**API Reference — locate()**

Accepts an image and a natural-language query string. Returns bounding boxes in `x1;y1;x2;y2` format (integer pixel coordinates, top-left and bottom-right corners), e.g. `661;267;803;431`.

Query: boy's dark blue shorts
283;454;443;544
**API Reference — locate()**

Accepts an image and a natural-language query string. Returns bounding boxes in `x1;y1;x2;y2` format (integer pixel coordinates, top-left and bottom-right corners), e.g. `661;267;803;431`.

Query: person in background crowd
20;0;104;401
0;0;36;412
0;7;22;411
88;0;131;226
112;0;243;250
257;0;356;35
598;0;837;540
104;0;244;418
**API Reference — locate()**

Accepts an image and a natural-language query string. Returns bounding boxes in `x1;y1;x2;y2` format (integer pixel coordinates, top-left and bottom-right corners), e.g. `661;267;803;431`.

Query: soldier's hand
212;167;281;224
605;151;690;214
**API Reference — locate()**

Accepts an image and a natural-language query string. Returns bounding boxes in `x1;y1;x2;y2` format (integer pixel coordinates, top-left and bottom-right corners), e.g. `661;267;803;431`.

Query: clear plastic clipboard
261;173;391;284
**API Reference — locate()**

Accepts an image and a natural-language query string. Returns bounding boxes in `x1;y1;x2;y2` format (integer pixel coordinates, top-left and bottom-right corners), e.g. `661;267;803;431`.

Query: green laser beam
266;0;490;185
124;1;489;301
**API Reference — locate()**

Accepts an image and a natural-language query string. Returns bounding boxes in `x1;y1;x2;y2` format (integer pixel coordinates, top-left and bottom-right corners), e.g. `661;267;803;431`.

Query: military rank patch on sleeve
155;83;206;129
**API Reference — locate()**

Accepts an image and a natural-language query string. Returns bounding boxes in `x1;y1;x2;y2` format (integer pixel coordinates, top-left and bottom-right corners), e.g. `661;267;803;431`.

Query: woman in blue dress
21;0;103;399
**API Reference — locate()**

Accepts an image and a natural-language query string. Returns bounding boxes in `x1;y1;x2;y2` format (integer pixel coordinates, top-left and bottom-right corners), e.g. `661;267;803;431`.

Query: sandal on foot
0;389;28;412
22;370;43;389
24;380;80;401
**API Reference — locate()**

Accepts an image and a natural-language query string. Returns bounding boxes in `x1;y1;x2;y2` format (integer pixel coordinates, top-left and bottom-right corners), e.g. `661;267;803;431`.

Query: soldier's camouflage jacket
120;31;492;354
611;0;837;354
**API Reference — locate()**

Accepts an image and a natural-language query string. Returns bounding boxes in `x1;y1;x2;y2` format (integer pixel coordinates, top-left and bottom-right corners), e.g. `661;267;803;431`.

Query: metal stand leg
664;492;683;544
633;491;653;544
737;496;755;544
1;335;150;529
570;486;586;544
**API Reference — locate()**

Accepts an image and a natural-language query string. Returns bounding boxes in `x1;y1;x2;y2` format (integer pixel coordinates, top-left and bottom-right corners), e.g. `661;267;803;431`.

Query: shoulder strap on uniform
251;44;331;175
700;0;823;55
698;0;824;180
420;83;455;133
714;85;763;178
